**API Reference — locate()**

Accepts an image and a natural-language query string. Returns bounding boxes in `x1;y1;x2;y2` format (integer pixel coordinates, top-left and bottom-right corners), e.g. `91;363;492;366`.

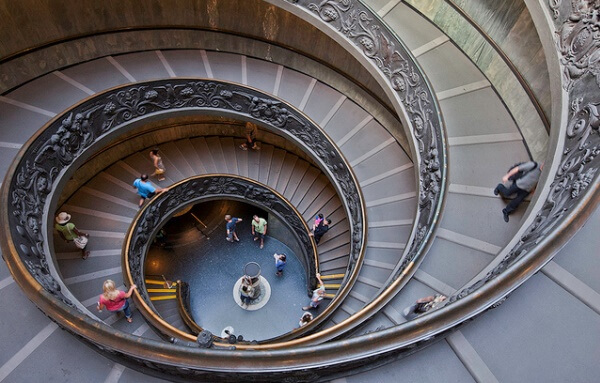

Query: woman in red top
97;280;137;322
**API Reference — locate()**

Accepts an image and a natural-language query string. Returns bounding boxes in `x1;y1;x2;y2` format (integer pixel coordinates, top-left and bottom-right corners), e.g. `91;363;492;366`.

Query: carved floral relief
7;79;365;308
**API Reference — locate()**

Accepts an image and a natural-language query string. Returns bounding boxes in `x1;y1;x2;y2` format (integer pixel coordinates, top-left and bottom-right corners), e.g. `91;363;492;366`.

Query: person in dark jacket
494;161;542;222
310;218;332;244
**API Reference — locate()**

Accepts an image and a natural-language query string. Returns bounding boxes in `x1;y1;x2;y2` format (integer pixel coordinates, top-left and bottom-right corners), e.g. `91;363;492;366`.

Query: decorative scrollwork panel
5;79;365;313
287;0;447;285
451;0;600;303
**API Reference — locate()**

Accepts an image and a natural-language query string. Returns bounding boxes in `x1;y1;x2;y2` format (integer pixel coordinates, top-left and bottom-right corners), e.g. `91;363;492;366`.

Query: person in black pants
494;161;542;222
310;218;332;244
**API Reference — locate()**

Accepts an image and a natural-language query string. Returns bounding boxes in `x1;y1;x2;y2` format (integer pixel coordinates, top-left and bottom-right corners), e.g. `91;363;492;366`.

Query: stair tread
258;144;275;185
191;137;218;173
275;153;299;193
266;148;287;188
220;137;240;175
290;166;321;206
205;137;228;174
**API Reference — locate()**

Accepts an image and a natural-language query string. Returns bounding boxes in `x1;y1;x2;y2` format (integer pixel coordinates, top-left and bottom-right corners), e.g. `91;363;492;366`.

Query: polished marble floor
146;201;324;341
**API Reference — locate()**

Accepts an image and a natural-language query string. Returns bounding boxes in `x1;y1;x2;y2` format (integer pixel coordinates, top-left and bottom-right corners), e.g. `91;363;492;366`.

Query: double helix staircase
0;1;599;382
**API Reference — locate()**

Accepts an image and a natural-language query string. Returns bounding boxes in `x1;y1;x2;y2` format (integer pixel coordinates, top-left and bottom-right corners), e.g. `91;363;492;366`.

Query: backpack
508;162;537;181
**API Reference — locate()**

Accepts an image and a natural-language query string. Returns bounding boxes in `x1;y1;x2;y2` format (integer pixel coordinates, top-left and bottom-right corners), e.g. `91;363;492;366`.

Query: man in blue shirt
274;253;286;276
133;174;164;207
225;214;242;242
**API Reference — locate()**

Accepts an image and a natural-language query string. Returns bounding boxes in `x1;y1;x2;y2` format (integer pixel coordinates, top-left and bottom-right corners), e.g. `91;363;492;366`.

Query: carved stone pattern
7;79;364;311
555;1;600;90
549;0;562;19
291;0;446;281
127;176;316;308
450;0;600;303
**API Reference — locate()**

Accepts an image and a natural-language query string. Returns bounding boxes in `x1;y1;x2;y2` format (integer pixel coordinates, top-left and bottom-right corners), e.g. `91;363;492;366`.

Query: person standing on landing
251;215;268;249
299;312;313;327
97;280;137;323
55;212;90;259
274;253;286;276
133;174;164;207
225;214;242;242
494;161;542;222
149;149;166;181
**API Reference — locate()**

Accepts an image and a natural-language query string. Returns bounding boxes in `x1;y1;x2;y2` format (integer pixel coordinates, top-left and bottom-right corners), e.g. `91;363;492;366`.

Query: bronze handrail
124;174;321;344
1;0;596;381
176;281;203;336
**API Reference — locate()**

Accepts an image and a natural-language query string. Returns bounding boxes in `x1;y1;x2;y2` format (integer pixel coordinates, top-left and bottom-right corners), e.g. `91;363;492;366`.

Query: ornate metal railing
0;0;445;376
2;0;595;381
266;0;448;340
0;77;366;322
177;281;203;335
125;174;321;343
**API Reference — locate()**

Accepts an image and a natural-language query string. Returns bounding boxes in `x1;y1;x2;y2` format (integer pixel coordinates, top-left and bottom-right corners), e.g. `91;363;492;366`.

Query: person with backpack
494;161;542;222
402;294;447;320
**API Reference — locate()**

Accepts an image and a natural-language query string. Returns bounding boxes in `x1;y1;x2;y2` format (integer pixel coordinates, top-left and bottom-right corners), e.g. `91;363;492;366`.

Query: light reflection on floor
146;201;325;341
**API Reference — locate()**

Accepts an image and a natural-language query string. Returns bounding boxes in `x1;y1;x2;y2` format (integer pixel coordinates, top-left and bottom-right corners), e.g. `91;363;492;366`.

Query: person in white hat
55;212;90;259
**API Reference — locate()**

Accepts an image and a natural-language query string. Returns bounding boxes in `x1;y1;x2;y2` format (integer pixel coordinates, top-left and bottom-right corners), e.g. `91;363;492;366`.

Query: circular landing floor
147;206;322;341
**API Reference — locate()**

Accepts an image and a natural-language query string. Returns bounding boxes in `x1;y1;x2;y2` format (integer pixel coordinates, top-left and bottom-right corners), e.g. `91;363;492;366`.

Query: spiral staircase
0;1;599;382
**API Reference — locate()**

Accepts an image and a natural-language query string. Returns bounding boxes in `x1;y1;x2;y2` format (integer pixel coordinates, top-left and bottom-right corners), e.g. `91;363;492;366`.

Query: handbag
67;225;88;249
73;235;88;249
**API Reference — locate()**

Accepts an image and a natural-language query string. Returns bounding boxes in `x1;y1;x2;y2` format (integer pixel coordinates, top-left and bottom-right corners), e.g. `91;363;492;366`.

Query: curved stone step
55;137;351;309
1;48;416;342
0;46;414;377
348;1;534;335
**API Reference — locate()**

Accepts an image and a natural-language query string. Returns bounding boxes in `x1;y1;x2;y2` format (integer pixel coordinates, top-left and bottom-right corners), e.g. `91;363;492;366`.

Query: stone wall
402;0;549;160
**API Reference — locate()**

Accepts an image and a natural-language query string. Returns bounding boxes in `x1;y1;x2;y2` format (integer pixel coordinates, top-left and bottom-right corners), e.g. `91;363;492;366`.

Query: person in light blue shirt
133;174;164;207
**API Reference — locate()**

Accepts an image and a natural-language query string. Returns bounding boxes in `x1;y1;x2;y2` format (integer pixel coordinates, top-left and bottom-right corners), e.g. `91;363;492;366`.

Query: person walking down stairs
239;122;260;150
494;161;542;222
303;273;326;311
310;218;332;244
97;280;138;323
55;212;90;259
133;174;164;207
149;149;166;181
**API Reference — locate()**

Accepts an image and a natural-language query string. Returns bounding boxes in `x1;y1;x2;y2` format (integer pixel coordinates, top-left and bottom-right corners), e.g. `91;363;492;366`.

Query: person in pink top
97;280;137;323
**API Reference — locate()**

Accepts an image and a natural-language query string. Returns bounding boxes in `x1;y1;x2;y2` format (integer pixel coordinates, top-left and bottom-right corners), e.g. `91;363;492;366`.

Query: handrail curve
441;0;551;131
270;0;448;341
177;281;203;335
2;0;594;381
124;174;322;344
0;77;368;346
